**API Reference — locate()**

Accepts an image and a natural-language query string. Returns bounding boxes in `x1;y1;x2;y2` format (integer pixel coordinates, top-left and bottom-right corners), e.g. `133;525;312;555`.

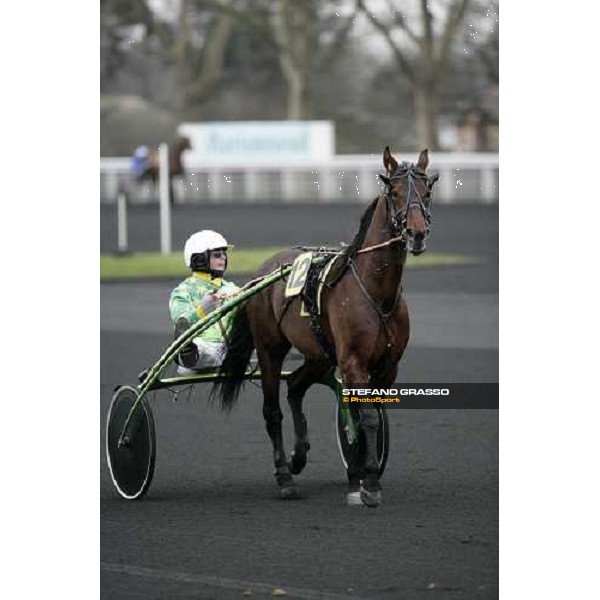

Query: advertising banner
178;121;334;165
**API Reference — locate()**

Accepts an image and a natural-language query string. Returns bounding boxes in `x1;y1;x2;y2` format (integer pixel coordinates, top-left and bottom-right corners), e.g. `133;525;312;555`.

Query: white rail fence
100;153;498;205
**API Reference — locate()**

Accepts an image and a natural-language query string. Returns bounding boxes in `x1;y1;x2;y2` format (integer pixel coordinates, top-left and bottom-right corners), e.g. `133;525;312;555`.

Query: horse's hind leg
286;360;330;475
257;343;299;499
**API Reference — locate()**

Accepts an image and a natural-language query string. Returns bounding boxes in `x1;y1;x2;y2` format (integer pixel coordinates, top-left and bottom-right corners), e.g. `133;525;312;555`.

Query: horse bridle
301;163;440;364
380;163;439;239
342;163;440;348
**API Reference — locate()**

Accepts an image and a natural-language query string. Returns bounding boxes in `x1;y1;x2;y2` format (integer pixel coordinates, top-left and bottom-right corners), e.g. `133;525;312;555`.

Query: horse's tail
211;306;255;412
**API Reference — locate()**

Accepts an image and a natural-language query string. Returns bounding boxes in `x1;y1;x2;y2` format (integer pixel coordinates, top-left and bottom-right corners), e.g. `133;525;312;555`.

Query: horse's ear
383;146;398;174
417;149;429;171
379;174;391;185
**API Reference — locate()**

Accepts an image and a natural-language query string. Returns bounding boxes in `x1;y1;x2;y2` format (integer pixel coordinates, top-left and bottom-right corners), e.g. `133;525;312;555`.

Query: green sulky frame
107;254;391;503
116;257;348;448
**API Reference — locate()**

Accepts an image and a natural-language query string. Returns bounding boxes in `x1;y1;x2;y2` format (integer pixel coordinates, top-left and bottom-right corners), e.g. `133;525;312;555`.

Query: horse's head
379;147;439;255
176;136;192;152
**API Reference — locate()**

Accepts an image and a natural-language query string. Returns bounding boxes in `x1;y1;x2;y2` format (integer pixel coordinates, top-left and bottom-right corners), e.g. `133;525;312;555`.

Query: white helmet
183;230;233;268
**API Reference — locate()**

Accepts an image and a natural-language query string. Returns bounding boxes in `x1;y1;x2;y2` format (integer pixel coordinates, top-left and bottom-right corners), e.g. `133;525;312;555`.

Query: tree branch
436;0;471;69
419;0;434;59
317;6;359;70
272;0;297;76
188;13;235;103
383;0;420;47
476;43;498;83
194;0;282;54
357;0;415;81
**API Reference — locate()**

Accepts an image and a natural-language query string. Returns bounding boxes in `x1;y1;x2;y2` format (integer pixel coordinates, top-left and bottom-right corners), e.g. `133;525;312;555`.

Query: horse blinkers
379;166;438;255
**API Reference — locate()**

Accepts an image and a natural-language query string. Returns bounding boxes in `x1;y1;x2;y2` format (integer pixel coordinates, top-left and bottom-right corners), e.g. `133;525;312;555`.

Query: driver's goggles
211;250;228;259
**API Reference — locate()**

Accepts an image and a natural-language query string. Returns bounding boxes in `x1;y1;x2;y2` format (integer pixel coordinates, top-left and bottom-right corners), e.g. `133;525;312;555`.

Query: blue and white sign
178;121;334;165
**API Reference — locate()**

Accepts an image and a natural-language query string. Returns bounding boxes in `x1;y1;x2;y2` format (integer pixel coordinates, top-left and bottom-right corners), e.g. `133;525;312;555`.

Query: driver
169;230;240;373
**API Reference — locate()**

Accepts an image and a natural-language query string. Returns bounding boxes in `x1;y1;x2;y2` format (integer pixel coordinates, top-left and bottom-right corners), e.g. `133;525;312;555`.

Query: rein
247;164;438;359
357;233;405;255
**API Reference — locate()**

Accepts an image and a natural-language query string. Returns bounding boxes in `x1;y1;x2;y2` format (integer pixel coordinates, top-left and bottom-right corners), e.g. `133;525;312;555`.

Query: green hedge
100;248;479;280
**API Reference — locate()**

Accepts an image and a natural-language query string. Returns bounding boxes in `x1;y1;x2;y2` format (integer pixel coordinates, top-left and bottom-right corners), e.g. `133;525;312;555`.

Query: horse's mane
327;195;380;284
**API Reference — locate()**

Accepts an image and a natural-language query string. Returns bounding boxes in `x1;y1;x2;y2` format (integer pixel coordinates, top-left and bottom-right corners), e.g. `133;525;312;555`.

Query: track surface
101;204;498;599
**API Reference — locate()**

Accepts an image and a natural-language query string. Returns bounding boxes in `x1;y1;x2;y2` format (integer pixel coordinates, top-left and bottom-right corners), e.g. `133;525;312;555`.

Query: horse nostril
407;229;423;241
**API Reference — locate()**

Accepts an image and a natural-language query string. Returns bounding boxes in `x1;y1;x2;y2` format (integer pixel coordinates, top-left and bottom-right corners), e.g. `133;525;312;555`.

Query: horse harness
281;164;440;365
302;258;338;364
331;165;438;352
381;162;439;239
277;253;339;364
278;249;398;366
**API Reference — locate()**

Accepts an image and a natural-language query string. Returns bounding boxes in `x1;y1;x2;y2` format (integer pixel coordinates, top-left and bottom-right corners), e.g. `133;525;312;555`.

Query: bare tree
464;0;498;85
272;1;317;119
175;1;235;116
101;0;155;84
194;0;359;119
101;0;496;153
357;0;471;150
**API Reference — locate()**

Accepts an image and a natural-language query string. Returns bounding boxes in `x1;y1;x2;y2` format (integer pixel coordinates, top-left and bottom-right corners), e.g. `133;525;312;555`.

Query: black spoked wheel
106;385;156;500
335;405;389;477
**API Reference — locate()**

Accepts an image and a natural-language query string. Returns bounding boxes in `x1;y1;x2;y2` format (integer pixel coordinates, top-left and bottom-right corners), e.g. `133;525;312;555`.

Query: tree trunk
286;67;311;120
274;0;316;120
175;0;191;116
190;14;234;105
414;83;440;150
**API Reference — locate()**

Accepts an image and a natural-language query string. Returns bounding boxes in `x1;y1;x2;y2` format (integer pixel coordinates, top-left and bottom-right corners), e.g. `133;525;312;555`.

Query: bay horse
212;147;439;507
137;135;191;204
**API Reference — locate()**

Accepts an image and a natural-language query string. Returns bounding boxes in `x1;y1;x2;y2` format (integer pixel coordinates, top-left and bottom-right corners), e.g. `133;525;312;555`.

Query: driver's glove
174;318;199;368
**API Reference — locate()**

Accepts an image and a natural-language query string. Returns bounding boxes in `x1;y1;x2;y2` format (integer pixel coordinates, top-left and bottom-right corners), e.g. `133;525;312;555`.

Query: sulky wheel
106;385;156;500
335;404;389;478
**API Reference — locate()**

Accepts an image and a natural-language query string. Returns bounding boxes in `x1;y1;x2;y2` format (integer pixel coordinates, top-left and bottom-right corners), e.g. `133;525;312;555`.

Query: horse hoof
280;484;301;500
346;491;363;506
360;487;382;508
288;453;307;475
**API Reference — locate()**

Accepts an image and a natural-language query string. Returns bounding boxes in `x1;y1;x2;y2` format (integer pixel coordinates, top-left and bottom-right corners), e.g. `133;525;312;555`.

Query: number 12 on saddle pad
285;252;313;298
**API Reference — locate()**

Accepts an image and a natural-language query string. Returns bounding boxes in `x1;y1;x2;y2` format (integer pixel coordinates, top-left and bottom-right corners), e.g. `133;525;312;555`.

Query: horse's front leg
341;359;382;508
357;403;382;508
258;348;300;500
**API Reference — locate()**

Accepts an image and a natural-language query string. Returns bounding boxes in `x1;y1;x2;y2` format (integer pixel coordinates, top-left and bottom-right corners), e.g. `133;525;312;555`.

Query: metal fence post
319;167;337;203
439;168;454;204
116;190;128;254
481;167;496;204
246;170;259;203
159;143;171;254
359;169;377;201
